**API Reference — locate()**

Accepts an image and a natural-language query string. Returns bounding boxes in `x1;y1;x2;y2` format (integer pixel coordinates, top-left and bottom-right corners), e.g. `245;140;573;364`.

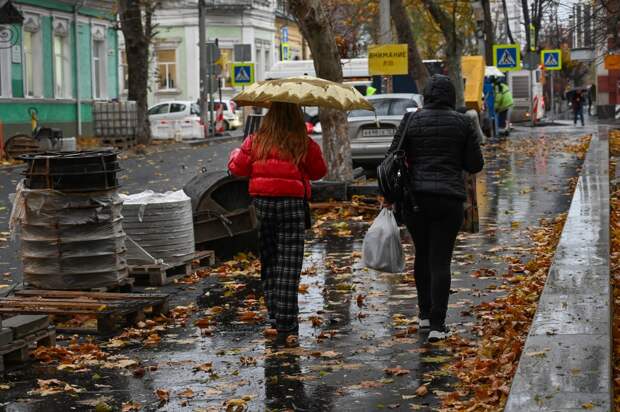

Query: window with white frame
92;25;107;99
156;49;177;90
53;18;71;98
22;14;43;98
0;26;12;97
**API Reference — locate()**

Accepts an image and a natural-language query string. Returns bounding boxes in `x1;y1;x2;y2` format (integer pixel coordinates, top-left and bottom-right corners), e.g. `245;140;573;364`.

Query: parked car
312;93;422;163
148;100;242;131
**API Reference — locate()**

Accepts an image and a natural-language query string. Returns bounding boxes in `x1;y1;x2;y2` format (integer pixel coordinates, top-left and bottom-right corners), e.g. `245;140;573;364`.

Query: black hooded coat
387;75;484;200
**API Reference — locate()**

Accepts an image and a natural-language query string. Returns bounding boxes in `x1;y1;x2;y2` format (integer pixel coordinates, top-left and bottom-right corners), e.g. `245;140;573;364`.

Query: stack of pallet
93;101;138;150
0;315;55;373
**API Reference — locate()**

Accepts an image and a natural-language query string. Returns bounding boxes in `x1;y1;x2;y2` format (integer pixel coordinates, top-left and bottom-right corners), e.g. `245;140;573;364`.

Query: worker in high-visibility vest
493;78;513;136
366;85;377;96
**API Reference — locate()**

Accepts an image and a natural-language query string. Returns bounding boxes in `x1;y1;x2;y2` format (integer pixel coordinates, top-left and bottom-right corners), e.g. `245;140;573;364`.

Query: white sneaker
428;327;452;343
419;319;430;328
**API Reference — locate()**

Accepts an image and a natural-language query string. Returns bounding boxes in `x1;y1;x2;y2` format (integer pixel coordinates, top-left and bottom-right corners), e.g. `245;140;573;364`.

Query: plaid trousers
253;197;306;332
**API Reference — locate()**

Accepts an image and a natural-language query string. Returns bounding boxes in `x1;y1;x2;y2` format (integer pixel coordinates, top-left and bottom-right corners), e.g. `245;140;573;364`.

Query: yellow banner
368;44;408;76
461;56;485;111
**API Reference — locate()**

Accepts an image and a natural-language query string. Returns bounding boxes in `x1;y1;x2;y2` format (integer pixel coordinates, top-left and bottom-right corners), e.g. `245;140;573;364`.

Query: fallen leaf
195;317;212;328
121;401;142;412
298;284;310;294
178;388;194;398
385;367;410;376
193;362;213;373
155;388;169;403
415;385;428;397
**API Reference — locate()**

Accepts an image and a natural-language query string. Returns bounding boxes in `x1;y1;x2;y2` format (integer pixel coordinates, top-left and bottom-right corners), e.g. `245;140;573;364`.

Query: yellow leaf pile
440;214;567;410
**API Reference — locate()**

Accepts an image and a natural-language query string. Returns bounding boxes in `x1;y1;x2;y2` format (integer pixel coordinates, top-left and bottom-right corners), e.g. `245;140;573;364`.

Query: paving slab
2;315;50;340
505;128;612;411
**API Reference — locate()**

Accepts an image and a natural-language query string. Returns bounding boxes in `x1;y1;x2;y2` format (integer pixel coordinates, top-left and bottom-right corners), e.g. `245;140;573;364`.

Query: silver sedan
312;93;422;164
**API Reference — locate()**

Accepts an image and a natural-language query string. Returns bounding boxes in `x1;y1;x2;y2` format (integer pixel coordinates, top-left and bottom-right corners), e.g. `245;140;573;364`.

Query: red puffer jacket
228;134;327;198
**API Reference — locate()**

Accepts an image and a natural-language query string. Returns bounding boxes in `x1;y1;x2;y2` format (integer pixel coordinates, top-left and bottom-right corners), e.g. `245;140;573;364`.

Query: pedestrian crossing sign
541;49;562;70
493;44;521;72
231;63;255;86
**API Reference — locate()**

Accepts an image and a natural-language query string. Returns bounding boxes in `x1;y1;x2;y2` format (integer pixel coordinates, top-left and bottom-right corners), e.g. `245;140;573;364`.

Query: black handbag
377;112;419;214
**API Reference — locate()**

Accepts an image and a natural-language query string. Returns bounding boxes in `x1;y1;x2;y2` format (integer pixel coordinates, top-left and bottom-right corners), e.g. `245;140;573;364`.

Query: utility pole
379;0;392;93
198;0;208;134
207;40;215;135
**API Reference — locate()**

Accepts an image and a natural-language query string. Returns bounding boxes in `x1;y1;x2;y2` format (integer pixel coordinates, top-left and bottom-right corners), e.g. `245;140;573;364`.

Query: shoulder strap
395;110;418;152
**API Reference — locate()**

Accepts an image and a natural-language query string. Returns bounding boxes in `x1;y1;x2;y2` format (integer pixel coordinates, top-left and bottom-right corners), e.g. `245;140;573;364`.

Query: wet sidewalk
0;125;595;411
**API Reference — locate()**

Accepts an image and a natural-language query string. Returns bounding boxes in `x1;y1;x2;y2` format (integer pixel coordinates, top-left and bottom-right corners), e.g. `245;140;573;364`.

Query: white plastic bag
362;208;405;273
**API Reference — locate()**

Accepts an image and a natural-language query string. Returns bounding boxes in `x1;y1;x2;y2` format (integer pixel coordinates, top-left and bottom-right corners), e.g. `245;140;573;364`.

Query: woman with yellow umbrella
228;76;372;343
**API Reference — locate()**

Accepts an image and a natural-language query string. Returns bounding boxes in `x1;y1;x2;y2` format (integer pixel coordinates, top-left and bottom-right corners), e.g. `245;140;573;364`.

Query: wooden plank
0;307;111;316
3;315;49;339
14;289;169;301
0;299;116;310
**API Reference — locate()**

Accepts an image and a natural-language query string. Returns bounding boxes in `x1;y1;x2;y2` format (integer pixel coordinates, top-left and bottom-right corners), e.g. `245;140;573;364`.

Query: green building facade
0;0;118;139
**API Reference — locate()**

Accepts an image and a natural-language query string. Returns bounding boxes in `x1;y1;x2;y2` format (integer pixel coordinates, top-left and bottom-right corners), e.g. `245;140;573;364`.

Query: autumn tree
420;0;469;107
118;0;159;145
390;0;429;92
480;0;494;65
287;0;353;181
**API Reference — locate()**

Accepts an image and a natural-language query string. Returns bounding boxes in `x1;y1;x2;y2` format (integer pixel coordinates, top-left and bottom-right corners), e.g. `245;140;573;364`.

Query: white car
147;100;242;131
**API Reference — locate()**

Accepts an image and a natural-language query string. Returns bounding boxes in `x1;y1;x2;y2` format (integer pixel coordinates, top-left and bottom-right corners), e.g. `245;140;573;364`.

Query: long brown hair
253;102;308;165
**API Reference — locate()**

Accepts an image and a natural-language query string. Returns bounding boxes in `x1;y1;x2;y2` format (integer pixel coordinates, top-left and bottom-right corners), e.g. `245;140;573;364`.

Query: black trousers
405;193;463;330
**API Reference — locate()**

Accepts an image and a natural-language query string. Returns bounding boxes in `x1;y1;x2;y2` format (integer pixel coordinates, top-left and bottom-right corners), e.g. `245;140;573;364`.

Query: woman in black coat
385;74;484;342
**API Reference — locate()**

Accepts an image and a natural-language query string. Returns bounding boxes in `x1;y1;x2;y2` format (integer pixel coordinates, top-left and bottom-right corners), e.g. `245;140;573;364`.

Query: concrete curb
505;129;611;411
187;134;243;146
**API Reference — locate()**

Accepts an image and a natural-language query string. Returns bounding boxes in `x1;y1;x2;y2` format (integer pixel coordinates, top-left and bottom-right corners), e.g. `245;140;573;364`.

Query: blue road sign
493;44;521;72
541;49;562;70
231;63;255;86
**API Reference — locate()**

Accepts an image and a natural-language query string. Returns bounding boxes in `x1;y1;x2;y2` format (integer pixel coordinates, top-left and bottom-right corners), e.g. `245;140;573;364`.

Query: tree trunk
501;0;515;44
390;0;429;92
119;0;151;145
481;0;494;65
421;0;465;107
521;0;531;51
288;0;353;182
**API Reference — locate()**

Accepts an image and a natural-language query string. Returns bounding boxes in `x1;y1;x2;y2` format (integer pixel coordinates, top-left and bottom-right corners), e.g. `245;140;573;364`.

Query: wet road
0;123;597;411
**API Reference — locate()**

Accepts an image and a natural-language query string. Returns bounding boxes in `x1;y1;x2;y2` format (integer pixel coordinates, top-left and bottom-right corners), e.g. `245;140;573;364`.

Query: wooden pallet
25;277;135;294
0;326;56;373
0;290;170;336
129;250;215;286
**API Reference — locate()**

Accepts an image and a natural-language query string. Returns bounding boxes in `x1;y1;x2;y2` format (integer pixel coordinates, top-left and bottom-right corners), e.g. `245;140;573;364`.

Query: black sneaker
428;326;452;343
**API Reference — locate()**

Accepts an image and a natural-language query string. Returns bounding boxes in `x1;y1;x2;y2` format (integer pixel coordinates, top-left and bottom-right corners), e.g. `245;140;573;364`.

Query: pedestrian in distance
493;78;513;137
572;89;585;126
228;102;327;343
384;75;484;342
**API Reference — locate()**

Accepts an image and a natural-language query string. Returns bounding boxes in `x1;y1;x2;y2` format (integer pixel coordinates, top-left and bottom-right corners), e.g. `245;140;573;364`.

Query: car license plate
362;128;394;137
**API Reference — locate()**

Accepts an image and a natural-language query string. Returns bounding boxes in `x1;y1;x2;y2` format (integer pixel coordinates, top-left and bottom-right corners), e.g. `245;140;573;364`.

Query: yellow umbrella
232;75;375;112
